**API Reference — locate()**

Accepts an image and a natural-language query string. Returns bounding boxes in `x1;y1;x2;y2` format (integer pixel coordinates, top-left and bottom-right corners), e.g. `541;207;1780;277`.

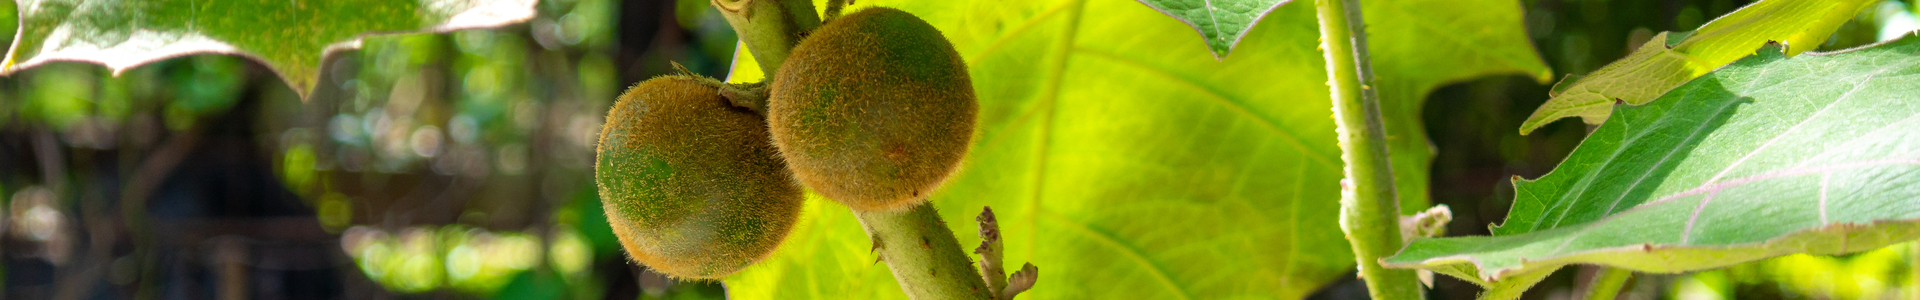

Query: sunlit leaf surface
1516;0;1874;134
1390;37;1920;293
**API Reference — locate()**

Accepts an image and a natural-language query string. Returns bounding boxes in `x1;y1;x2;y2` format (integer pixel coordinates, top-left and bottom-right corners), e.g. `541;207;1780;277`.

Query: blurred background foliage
0;0;1914;299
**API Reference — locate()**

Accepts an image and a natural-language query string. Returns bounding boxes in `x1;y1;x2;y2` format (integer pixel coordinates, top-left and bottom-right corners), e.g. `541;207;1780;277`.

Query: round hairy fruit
594;76;804;279
769;7;977;212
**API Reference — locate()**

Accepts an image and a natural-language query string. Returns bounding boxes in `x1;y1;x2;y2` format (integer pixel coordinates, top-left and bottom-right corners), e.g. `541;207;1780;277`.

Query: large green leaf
1;0;536;97
721;0;1545;298
1516;0;1874;135
1387;37;1920;289
1131;0;1289;59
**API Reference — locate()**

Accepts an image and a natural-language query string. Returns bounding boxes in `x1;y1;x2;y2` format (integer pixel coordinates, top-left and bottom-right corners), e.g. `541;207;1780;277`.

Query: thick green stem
855;203;992;300
712;0;821;79
1315;0;1419;299
1582;268;1632;300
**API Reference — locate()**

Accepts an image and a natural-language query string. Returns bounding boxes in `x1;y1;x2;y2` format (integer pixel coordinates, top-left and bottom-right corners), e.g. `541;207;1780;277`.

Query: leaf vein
965;1;1075;63
1706;65;1897;183
1040;210;1194;300
1637;158;1920;209
1071;46;1341;168
1595;90;1747;216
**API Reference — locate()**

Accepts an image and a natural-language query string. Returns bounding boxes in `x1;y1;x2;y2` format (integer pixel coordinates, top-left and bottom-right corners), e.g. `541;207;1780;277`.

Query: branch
1314;0;1421;299
855;203;992;300
711;0;821;79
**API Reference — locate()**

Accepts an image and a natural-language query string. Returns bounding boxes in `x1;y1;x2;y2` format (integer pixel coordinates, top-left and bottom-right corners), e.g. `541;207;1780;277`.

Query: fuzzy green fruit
769;7;978;212
595;76;803;279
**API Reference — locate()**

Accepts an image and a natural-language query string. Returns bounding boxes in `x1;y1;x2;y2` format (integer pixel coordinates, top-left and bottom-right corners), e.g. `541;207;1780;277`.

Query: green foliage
1;0;536;97
1388;37;1920;298
1131;0;1290;58
723;0;1546;298
1517;0;1875;134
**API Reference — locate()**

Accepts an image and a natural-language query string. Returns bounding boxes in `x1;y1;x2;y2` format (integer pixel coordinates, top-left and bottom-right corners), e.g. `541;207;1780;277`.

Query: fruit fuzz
769;7;978;212
594;76;804;279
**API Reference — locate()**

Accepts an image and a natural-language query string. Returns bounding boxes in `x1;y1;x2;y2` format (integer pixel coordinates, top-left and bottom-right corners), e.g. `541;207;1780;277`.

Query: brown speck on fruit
886;143;908;161
921;237;932;249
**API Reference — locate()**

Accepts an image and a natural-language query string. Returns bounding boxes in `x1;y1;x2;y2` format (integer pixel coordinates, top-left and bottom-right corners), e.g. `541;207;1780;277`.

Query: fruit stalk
854;203;991;300
1582;268;1632;300
711;0;821;79
1314;0;1421;299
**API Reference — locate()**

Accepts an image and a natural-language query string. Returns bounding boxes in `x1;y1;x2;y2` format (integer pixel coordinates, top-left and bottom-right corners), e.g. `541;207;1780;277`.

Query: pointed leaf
722;0;1546;298
1131;0;1290;59
1517;0;1875;134
1388;37;1920;287
1;0;537;97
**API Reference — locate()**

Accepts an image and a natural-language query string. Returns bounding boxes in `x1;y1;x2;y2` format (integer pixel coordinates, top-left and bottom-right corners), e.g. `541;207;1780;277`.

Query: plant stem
854;203;992;300
1314;0;1419;299
711;0;821;79
1583;268;1633;300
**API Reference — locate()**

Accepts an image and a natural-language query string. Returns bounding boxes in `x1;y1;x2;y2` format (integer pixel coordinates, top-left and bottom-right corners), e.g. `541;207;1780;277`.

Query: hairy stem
855;203;992;300
712;0;821;79
1582;268;1632;300
1315;0;1419;299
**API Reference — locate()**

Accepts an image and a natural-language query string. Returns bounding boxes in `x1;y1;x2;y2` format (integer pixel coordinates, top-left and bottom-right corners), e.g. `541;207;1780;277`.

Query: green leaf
1516;0;1874;135
1387;37;1920;292
723;0;1545;298
1131;0;1290;59
1;0;536;97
